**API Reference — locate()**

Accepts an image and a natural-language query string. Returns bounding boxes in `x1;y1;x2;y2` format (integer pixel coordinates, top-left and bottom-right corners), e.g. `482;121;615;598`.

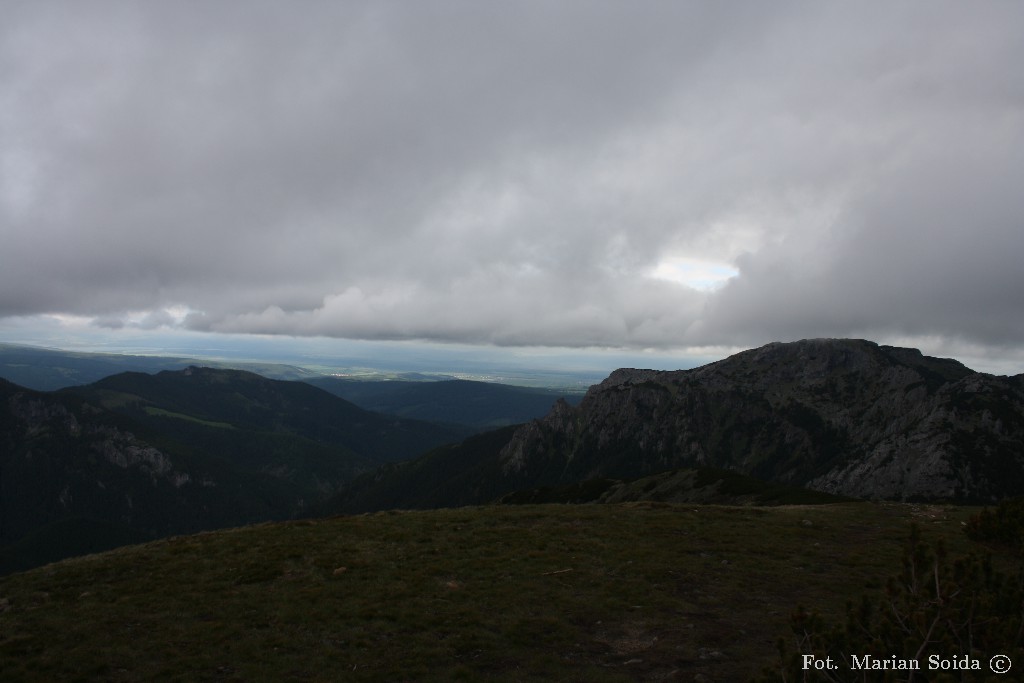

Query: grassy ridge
0;502;990;681
497;467;853;506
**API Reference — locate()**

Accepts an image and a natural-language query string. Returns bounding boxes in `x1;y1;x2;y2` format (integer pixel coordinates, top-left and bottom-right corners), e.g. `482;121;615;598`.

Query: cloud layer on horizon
3;1;1023;361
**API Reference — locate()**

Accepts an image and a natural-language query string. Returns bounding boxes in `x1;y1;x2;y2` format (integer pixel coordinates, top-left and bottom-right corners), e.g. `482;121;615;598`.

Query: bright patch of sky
650;257;738;291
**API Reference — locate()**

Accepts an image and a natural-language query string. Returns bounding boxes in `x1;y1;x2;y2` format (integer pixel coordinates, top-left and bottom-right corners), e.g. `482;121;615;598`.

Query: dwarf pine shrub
964;498;1024;551
756;525;1024;682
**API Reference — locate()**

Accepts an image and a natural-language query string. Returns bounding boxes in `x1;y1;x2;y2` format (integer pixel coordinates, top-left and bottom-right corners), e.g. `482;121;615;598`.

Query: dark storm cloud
2;1;1023;363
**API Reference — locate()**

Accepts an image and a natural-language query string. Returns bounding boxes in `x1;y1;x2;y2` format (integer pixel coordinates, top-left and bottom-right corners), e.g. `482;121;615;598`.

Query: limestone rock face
499;339;1024;502
6;388;188;486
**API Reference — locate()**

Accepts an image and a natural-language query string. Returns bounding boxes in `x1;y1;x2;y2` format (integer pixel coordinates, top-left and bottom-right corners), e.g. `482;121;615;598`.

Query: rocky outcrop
498;339;1024;502
5;389;192;487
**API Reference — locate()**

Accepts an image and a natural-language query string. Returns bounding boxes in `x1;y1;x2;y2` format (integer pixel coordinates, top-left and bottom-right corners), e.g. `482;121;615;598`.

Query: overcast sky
2;1;1023;374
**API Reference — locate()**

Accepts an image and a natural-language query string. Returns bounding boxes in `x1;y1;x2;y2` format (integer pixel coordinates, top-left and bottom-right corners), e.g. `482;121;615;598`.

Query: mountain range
0;342;319;390
4;337;1023;573
330;338;1024;511
0;342;582;431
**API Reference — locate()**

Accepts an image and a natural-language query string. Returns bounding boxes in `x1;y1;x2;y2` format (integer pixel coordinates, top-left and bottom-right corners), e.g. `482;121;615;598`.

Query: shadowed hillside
72;367;468;464
0;369;465;573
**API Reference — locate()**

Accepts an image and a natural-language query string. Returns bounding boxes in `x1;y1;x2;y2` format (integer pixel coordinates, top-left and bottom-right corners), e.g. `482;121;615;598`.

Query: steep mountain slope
324;426;522;513
329;339;1024;509
306;376;579;430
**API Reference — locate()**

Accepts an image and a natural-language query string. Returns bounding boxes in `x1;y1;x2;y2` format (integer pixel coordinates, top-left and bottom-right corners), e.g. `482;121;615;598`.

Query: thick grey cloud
2;1;1023;365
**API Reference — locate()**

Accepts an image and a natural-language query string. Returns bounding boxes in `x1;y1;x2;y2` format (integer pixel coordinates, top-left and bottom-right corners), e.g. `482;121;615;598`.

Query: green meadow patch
142;406;236;429
0;502;997;681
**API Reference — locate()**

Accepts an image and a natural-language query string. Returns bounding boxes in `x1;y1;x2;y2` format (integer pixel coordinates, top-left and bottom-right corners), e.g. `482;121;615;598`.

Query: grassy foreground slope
0;502;991;682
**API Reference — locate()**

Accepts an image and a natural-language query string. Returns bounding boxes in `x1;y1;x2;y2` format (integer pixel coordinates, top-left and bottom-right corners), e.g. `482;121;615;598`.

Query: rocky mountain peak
498;338;1024;502
599;368;664;388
